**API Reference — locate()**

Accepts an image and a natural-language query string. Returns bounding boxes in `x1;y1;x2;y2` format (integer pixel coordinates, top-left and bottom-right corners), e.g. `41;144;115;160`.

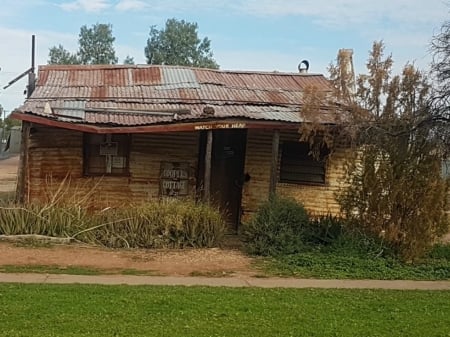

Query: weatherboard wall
26;125;199;205
25;125;347;220
241;129;348;220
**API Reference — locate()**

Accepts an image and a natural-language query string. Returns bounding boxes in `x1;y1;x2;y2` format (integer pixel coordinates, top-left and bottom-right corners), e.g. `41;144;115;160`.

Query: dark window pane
280;141;327;184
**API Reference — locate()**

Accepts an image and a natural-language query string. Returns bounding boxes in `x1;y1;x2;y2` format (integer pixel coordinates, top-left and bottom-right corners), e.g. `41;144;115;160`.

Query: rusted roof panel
132;67;161;85
16;64;338;128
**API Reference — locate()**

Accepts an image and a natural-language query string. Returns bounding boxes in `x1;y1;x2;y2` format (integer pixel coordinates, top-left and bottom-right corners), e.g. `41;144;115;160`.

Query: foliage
78;23;118;65
123;55;135;65
0;106;21;131
324;41;450;261
0;199;226;249
145;18;219;69
430;18;450;152
48;23;118;65
306;214;344;245
346;44;448;259
83;199;225;248
266;247;450;280
1;284;450;337
242;196;310;256
262;230;450;280
48;44;80;65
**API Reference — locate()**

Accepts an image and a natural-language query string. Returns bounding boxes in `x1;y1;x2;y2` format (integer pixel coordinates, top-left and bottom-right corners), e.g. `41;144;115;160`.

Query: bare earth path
0;242;255;277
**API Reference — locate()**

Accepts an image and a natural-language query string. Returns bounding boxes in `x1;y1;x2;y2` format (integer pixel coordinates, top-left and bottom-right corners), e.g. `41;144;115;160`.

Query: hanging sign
160;162;190;196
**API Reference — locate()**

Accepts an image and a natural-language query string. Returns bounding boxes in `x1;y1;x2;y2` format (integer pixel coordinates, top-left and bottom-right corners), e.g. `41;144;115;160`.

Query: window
280;141;328;185
83;133;130;176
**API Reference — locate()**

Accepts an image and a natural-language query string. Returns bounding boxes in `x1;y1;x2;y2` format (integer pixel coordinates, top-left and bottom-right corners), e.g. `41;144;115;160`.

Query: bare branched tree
301;41;449;260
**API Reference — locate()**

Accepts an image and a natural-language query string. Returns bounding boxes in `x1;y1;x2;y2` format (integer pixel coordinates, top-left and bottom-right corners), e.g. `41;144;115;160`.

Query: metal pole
27;35;36;98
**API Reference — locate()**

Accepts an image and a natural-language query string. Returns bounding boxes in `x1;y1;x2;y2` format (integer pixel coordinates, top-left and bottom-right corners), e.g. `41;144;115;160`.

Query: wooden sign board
160;162;190;196
194;123;246;130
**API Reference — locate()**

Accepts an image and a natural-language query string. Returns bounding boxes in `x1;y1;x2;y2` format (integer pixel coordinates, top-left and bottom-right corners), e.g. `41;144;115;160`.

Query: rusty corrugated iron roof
16;64;337;128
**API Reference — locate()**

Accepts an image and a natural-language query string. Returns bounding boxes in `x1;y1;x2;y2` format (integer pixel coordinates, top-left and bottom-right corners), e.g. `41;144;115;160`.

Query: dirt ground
0;242;256;276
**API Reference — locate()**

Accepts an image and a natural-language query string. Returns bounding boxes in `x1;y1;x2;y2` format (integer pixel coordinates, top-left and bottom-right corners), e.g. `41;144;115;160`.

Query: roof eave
11;111;304;134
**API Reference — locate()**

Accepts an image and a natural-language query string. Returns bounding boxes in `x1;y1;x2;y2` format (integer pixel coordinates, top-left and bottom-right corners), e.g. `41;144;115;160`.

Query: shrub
305;214;344;245
0;199;226;249
242;196;309;256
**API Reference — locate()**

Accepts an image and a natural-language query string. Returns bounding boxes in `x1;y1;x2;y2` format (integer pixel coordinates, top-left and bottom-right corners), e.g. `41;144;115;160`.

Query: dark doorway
197;129;247;230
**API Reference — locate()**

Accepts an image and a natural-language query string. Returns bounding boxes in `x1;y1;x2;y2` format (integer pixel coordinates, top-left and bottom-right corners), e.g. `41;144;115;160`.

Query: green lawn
0;284;449;337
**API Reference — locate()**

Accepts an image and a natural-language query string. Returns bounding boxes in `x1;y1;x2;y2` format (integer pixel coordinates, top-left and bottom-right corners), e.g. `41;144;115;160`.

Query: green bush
305;214;344;245
242;196;310;256
426;243;450;260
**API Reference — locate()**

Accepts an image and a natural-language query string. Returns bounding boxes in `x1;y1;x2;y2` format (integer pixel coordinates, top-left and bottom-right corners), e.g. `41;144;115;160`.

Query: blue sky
0;0;448;113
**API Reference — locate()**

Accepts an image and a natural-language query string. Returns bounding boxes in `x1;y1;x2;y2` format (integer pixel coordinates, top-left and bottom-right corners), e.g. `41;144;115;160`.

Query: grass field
0;284;449;337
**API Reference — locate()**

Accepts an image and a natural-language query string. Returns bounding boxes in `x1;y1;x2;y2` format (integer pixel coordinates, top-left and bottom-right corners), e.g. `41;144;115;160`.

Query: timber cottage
11;64;347;229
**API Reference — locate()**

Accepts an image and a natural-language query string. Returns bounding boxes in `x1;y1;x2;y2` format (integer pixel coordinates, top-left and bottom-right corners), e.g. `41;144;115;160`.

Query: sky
0;0;448;114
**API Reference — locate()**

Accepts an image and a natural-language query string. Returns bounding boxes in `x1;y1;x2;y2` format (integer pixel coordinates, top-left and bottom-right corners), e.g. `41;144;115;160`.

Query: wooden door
198;129;247;230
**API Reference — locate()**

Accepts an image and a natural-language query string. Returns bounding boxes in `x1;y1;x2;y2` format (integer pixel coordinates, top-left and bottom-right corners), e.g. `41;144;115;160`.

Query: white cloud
239;0;447;27
59;0;111;12
115;0;149;11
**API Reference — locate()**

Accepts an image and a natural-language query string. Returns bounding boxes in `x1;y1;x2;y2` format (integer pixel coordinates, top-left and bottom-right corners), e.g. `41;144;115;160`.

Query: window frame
83;133;131;177
279;141;329;186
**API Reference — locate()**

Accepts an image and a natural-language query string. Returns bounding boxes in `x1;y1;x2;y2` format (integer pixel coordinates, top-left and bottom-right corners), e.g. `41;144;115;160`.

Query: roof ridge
39;64;325;77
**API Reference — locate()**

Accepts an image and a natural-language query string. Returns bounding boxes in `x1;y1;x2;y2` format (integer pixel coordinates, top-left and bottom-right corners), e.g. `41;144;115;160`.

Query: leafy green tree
48;44;80;65
145;18;219;69
123;55;135;65
78;23;118;65
48;23;118;65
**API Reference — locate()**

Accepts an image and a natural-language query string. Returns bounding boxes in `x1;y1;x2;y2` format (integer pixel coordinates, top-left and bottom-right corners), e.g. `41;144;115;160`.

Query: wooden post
15;121;30;204
203;130;213;203
269;129;280;196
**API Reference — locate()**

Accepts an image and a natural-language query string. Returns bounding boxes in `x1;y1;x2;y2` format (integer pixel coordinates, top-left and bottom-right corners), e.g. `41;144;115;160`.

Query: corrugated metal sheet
16;64;337;127
58;101;86;120
161;67;200;89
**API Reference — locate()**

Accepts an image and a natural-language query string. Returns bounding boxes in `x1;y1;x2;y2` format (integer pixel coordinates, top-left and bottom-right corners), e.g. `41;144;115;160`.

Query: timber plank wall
27;125;349;217
241;129;349;220
27;125;199;206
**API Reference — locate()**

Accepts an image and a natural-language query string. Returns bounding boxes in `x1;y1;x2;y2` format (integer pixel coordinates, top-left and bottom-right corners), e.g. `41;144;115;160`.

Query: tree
123;55;135;65
431;19;450;156
144;18;219;69
48;23;118;65
78;23;118;65
48;44;80;65
310;42;449;260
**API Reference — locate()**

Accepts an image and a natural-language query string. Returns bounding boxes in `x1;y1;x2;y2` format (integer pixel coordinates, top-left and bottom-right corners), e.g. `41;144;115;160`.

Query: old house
11;64;348;229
